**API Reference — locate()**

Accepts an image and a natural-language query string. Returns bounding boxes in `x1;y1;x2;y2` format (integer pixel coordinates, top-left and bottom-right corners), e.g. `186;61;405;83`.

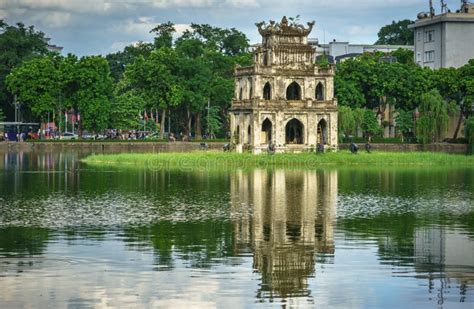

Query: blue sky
0;1;461;56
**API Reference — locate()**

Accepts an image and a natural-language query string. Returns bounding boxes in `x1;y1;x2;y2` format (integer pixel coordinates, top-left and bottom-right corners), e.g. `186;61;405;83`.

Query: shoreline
0;141;469;154
81;152;474;171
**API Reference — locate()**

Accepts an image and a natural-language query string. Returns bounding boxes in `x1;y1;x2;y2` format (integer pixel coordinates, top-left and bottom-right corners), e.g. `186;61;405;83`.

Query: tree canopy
0;20;48;120
375;19;414;45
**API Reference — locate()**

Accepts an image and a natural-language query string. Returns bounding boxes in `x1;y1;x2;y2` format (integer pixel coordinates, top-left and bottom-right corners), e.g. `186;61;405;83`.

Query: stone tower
230;17;338;154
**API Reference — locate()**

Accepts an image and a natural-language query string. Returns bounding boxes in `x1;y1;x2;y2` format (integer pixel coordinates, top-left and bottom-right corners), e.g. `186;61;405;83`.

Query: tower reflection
231;169;337;300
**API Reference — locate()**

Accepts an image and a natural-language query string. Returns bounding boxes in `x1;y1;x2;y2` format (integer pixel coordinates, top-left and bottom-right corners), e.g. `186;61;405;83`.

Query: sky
0;0;460;56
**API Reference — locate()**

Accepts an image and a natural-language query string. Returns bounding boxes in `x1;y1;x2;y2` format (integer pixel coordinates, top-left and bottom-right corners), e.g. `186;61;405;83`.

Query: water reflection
1;151;474;307
231;169;337;301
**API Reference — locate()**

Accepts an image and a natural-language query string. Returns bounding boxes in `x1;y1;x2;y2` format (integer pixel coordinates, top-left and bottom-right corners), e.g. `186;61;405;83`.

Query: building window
424;30;435;42
263;52;268;66
286;82;301;100
316;82;325;101
263;82;271;100
248;78;253;99
417;31;422;42
416;52;421;62
424;50;435;63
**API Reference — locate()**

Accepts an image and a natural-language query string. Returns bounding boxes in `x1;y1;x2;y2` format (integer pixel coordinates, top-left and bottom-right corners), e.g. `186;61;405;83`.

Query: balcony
231;98;337;110
235;63;334;77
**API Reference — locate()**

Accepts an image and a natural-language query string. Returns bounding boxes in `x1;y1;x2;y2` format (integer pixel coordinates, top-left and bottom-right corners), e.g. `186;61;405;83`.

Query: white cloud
346;25;379;36
29;11;72;28
109;41;141;52
115;17;190;37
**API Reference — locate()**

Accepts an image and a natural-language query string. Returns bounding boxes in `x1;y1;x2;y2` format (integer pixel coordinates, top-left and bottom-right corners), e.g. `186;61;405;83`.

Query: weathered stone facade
230;17;338;154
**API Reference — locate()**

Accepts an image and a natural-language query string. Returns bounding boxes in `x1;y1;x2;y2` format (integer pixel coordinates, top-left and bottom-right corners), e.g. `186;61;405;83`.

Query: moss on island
82;151;474;171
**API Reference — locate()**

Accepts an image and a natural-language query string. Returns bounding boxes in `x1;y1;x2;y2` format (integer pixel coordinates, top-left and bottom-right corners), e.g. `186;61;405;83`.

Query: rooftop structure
309;39;414;64
43;37;63;53
408;1;474;68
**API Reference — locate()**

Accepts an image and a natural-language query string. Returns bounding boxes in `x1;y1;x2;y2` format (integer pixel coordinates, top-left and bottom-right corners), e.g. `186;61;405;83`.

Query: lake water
0;151;474;308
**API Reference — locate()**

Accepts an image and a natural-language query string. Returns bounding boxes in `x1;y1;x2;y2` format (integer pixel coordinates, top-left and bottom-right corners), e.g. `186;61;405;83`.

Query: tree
110;91;145;131
362;110;382;141
125;49;183;139
106;42;153;82
375;20;414;45
204;106;222;138
72;56;114;134
6;56;61;121
0;20;48;120
150;22;175;49
465;117;474;155
176;38;212;138
417;89;449;144
395;110;413;142
338;106;356;141
334;78;365;108
458;60;474;139
353;108;366;137
392;48;414;65
0;108;5;122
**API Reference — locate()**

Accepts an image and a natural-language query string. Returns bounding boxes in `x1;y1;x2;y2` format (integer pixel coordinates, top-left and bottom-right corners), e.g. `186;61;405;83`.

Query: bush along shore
82;151;474;171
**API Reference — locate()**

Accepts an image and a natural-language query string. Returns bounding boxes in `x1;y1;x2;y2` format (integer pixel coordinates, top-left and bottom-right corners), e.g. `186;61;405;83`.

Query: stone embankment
0;142;469;154
0;142;226;153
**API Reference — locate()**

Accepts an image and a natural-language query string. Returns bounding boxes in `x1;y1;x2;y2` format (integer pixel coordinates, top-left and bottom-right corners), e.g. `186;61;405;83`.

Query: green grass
82;151;474;171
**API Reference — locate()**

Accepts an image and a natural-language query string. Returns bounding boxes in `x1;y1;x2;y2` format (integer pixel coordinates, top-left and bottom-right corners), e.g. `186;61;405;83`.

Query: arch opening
285;118;304;144
235;125;240;144
263;82;272;100
286;82;301;100
247;125;252;144
239;87;243;101
261;118;272;145
248;78;253;99
317;119;328;145
316;82;325;101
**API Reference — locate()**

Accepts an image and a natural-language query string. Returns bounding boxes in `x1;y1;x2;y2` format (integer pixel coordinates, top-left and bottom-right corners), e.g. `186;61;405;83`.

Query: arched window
316;82;325;101
263;82;271;100
235;125;240;144
239;87;243;100
261;118;272;144
286;82;301;100
317;119;328;145
247;125;252;144
248;78;253;99
285;118;304;144
263;52;268;66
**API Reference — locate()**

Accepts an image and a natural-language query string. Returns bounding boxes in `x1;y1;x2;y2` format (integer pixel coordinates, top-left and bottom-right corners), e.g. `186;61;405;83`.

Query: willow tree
338;106;356;141
417;89;449;144
465;117;474;155
362;110;382;142
395;110;413;143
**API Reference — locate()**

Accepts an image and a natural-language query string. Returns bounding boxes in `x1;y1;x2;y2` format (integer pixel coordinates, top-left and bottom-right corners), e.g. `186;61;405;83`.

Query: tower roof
255;16;315;37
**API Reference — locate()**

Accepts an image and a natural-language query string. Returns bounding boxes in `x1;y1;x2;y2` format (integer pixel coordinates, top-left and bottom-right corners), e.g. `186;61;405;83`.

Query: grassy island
82;151;474;170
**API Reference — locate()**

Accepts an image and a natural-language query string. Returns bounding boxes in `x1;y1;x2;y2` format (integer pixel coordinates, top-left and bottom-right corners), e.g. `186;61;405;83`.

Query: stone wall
0;142;468;154
339;143;468;154
0;142;227;154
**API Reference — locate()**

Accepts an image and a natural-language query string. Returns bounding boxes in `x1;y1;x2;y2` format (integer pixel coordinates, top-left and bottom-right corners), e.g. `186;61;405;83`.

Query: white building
309;39;414;63
408;2;474;69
